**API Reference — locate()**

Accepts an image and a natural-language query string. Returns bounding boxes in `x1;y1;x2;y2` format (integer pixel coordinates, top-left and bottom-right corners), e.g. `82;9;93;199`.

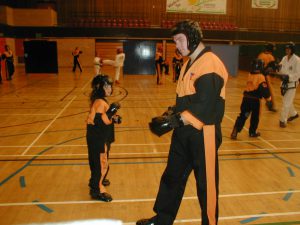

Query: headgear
171;20;203;55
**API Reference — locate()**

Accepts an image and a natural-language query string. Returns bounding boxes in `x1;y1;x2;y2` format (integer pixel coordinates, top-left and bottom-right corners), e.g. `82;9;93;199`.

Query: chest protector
176;51;228;100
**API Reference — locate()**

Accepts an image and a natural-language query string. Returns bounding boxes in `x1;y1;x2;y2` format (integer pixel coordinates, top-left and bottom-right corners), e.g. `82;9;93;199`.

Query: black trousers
153;125;221;225
72;58;82;72
234;97;260;134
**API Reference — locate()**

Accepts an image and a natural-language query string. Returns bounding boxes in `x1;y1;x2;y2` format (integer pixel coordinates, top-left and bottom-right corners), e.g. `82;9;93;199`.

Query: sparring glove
106;102;121;119
112;115;122;124
280;74;289;82
149;113;184;137
266;101;276;112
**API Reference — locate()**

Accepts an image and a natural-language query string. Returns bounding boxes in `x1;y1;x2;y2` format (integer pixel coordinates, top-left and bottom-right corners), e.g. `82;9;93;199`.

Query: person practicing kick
137;19;228;225
114;48;125;84
230;58;273;139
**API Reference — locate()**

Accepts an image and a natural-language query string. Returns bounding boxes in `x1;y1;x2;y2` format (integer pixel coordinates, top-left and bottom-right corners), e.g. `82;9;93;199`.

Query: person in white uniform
279;42;300;128
114;48;125;84
94;51;103;75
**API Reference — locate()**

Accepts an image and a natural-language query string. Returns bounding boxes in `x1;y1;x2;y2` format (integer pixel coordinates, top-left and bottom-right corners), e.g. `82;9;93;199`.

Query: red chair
133;19;139;27
122;19;128;27
106;19;112;27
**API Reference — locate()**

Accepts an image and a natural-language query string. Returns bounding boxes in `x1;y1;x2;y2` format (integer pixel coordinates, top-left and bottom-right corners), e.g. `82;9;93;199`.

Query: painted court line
21;96;77;156
1;147;300;158
1;189;300;207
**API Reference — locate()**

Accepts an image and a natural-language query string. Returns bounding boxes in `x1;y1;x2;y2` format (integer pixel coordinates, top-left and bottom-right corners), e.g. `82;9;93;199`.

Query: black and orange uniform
155;51;163;84
152;47;228;225
258;51;276;109
72;48;82;72
232;72;271;137
102;121;115;183
2;50;14;80
172;53;183;82
86;98;112;196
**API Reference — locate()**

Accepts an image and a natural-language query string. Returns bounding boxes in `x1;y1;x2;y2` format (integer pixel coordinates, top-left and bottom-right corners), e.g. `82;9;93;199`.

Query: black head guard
285;42;296;54
91;74;113;98
250;58;264;74
265;42;275;53
171;20;203;55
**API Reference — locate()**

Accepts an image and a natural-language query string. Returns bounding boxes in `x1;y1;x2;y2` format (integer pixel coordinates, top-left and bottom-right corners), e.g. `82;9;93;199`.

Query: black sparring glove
106;102;121;119
280;74;289;82
112;115;122;124
266;101;276;112
149;113;184;137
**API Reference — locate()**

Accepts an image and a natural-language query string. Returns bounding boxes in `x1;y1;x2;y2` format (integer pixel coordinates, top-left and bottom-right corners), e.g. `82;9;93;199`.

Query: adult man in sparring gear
278;42;300;128
137;20;228;225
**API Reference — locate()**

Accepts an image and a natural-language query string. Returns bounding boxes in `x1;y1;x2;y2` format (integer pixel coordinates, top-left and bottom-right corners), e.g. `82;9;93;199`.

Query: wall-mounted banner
166;0;227;14
252;0;278;9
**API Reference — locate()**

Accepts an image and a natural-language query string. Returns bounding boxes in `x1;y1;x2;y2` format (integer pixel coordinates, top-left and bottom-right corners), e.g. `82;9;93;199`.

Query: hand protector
112;115;122;124
149;113;184;137
266;101;276;112
280;74;289;82
107;102;121;119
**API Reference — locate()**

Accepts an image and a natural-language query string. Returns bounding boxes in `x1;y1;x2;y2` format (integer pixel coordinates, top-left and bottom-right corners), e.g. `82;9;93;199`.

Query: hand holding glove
149;113;184;137
107;102;121;119
112;115;122;124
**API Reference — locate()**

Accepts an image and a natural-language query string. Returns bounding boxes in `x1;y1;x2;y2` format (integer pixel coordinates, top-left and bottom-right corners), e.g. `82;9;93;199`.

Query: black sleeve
186;73;224;125
258;82;271;99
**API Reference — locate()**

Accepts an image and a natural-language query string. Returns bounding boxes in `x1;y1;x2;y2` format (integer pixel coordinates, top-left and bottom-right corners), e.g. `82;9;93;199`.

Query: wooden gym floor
0;64;299;225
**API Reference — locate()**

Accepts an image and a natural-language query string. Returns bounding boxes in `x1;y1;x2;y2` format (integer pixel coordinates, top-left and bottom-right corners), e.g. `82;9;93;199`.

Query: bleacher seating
68;17;238;30
69;17;150;28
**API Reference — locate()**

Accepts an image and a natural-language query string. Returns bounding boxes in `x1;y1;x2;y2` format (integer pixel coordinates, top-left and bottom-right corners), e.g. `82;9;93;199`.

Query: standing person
114;47;125;84
155;45;164;85
278;42;300;128
72;47;82;73
0;51;2;84
137;20;228;225
172;49;183;82
230;59;273;139
2;45;15;80
257;42;277;111
86;74;121;202
94;51;103;75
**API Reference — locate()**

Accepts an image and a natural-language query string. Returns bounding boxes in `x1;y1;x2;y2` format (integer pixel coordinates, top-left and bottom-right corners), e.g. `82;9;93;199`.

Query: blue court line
32;200;54;213
19;176;26;188
283;189;294;201
287;167;296;177
0;136;84;187
267;152;300;170
240;212;266;224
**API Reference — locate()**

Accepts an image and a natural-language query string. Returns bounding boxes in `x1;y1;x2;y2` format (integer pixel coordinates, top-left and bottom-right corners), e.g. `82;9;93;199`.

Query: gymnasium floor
0;65;299;225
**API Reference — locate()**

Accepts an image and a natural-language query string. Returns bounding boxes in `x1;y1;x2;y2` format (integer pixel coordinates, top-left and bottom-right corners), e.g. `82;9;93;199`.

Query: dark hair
171;20;203;55
90;74;113;104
